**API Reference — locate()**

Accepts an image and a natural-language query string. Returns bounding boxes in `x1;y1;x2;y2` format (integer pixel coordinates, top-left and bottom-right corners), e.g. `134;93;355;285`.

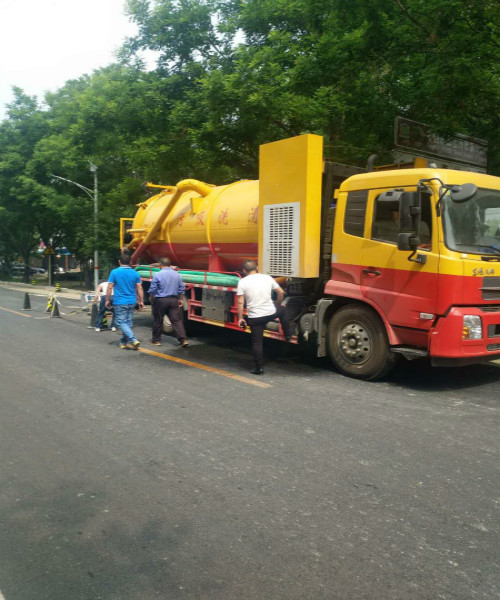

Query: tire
182;307;193;335
327;305;397;380
162;314;174;334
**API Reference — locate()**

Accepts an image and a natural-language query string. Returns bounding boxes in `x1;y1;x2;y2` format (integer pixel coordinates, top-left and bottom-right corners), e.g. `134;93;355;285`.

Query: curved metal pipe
129;179;214;264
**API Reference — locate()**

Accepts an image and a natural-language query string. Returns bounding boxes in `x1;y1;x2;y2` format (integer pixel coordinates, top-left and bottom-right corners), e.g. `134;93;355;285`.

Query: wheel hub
339;322;372;364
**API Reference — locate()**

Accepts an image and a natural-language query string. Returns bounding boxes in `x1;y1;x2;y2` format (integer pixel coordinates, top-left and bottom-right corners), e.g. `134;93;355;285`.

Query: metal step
391;347;429;360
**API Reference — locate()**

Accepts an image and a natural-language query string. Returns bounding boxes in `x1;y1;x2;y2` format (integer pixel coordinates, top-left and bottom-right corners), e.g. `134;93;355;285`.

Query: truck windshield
442;187;500;256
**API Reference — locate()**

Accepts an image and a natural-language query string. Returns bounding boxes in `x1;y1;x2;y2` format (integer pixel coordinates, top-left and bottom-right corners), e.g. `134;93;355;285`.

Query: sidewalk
0;280;101;326
0;280;86;300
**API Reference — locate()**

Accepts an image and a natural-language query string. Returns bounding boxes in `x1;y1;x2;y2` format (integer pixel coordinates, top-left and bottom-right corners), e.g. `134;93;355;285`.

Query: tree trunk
21;249;31;283
80;259;93;289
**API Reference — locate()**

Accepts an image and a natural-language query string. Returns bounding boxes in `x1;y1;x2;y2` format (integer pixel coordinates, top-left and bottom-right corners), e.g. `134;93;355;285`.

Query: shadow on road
386;357;500;393
159;320;500;393
64;304;500;396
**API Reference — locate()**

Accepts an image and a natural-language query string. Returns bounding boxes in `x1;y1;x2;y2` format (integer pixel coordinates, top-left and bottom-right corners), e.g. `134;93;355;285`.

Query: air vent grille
481;277;500;301
480;305;500;313
263;202;300;276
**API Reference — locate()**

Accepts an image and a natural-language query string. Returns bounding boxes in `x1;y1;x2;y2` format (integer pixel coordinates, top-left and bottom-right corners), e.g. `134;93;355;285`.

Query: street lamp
89;161;99;291
50;163;99;290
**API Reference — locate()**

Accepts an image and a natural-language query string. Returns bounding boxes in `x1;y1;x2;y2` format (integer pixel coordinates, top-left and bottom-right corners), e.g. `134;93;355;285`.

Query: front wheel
327;305;397;380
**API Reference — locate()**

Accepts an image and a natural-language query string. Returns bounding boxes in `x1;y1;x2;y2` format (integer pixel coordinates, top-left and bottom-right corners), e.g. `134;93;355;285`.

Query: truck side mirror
449;183;477;203
398;191;421;233
377;189;421;234
377;189;424;259
398;232;420;251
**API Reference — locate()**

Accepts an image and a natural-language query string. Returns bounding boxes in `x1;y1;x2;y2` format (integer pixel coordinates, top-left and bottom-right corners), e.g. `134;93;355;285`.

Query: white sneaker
95;328;100;332
111;327;117;332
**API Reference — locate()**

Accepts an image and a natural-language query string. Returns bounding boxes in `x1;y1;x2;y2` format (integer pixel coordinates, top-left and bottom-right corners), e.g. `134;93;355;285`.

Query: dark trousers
247;306;291;369
152;297;187;343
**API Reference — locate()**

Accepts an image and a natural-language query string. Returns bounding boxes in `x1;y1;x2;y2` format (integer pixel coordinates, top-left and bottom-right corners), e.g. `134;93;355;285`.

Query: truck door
327;189;367;300
360;188;439;339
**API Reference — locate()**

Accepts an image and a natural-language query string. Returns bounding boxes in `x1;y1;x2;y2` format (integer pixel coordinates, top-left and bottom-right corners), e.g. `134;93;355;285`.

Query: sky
0;0;145;119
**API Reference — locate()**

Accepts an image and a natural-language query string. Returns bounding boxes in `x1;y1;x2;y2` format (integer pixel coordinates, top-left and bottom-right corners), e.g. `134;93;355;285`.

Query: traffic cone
46;294;53;313
51;299;61;318
55;282;61;292
89;303;98;327
21;292;31;310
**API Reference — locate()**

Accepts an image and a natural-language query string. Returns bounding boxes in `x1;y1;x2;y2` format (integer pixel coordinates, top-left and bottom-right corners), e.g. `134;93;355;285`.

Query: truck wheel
182;308;193;335
327;305;396;380
162;314;174;334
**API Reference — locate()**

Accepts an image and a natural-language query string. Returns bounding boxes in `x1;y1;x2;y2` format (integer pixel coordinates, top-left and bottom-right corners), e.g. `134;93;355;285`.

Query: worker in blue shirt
106;253;144;350
149;257;189;347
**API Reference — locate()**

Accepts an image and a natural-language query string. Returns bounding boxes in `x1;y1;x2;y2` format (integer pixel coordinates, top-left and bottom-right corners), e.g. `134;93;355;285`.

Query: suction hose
129;179;214;265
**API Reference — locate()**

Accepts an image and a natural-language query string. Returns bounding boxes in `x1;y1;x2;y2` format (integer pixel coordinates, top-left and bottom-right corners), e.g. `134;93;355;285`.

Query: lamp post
89;162;99;291
50;164;99;290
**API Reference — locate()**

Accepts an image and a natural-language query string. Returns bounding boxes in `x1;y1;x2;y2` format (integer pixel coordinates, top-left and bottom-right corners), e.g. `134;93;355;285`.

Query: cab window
372;191;432;248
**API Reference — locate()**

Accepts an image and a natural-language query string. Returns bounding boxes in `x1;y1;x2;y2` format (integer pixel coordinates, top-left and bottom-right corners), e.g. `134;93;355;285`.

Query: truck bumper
430;306;500;366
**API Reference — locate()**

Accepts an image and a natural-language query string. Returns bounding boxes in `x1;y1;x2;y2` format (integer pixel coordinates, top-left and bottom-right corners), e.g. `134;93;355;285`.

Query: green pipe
135;265;160;272
180;272;239;287
136;266;240;287
179;270;237;279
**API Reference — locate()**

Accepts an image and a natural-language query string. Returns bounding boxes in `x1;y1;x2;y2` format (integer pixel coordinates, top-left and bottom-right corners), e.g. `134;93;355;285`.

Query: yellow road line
0;306;32;318
139;347;272;388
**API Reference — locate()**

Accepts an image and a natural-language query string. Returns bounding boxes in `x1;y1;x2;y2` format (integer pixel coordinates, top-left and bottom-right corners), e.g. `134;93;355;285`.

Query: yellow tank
126;134;324;277
127;179;259;271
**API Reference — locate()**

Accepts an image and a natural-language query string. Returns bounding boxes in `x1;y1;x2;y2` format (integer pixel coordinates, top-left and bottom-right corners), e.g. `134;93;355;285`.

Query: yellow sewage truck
121;134;500;380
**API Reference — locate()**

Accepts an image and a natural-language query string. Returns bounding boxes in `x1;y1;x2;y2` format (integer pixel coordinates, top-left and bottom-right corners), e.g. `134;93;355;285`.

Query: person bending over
93;279;116;332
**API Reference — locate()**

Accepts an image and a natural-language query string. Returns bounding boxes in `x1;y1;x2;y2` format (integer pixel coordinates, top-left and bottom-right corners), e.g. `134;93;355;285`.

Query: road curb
0;281;84;300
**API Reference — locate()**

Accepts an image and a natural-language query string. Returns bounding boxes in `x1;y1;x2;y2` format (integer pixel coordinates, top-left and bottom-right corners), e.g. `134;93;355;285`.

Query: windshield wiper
477;245;500;256
453;243;500;257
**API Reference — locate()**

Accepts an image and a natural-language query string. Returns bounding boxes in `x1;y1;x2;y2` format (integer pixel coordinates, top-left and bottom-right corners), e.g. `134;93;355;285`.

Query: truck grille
487;324;500;338
480;305;500;312
481;277;500;301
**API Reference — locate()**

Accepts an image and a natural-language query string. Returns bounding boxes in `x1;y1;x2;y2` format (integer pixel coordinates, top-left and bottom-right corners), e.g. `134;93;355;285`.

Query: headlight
462;315;482;340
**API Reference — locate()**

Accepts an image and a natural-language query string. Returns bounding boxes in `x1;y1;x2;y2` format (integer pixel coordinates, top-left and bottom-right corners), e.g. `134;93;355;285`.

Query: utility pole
50;164;99;290
89;162;99;290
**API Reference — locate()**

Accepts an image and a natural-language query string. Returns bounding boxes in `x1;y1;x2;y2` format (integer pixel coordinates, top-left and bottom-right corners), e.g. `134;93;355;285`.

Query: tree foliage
0;0;498;279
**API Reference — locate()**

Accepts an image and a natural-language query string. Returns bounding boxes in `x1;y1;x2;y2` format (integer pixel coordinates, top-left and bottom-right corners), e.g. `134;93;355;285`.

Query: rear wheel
327;305;397;380
162;314;173;334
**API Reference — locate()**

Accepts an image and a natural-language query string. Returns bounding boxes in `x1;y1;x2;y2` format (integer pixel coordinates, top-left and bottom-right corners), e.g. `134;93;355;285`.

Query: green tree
125;0;500;172
33;66;165;283
0;89;57;281
1;0;498;286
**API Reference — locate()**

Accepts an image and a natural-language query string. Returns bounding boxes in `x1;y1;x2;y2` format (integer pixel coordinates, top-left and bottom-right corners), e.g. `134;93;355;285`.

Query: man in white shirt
237;260;292;375
93;280;116;332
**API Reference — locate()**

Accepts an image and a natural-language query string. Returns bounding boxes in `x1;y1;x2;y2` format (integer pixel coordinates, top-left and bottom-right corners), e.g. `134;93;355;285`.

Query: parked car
11;265;46;276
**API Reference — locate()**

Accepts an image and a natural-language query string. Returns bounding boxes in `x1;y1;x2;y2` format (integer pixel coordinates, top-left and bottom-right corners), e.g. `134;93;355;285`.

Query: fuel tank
129;180;259;271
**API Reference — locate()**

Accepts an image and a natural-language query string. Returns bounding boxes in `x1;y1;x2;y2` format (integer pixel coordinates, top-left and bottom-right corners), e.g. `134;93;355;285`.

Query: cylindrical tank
129;180;259;271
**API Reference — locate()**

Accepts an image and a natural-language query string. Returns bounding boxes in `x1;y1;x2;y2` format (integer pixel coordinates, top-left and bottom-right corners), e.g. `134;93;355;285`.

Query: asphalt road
1;285;499;600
